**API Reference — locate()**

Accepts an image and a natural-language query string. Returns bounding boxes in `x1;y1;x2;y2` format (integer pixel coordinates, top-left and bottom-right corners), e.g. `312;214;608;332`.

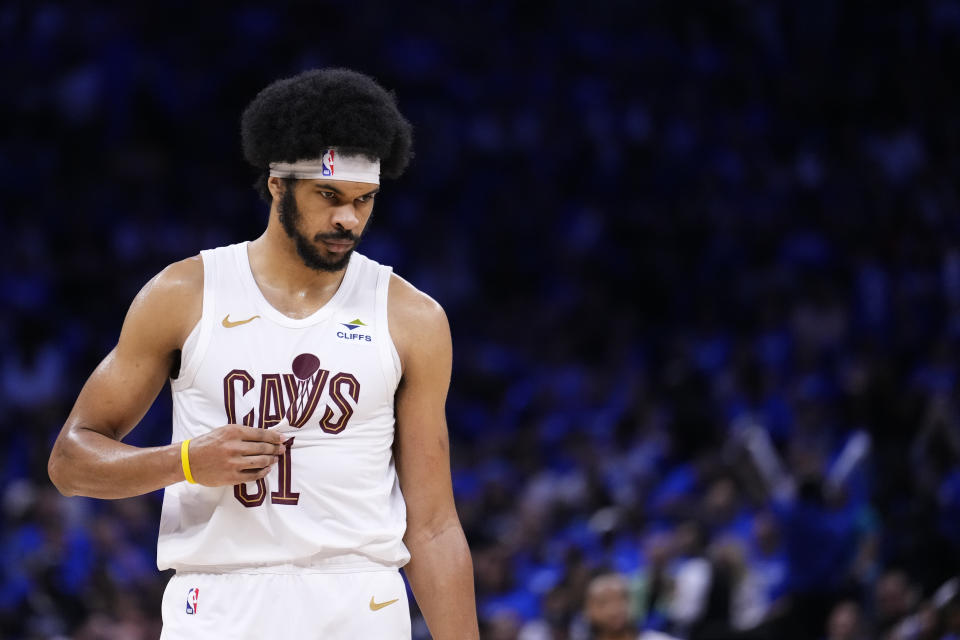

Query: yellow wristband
181;439;197;484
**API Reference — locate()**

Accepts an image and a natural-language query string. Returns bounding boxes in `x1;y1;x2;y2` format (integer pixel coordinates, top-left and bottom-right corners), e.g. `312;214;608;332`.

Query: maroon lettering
224;369;264;507
258;373;286;429
319;373;360;434
221;362;360;511
223;369;255;426
234;479;267;507
270;437;299;505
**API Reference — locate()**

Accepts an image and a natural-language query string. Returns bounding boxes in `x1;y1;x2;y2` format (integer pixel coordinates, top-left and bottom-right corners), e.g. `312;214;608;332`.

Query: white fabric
159;242;405;572
669;557;711;627
269;149;380;184
160;569;410;639
731;570;767;630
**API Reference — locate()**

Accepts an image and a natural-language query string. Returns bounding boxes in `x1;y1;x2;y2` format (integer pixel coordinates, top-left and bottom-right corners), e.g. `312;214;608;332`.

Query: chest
197;314;395;437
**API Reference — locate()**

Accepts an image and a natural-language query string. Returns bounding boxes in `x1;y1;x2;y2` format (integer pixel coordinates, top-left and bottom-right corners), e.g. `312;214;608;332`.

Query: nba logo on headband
322;149;334;177
268;148;380;184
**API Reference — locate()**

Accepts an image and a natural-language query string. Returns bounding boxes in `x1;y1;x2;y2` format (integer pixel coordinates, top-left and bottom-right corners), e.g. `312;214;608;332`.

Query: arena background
2;2;960;639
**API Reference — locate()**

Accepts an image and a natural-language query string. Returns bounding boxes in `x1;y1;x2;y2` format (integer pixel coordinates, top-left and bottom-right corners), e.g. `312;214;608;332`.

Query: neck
246;213;349;317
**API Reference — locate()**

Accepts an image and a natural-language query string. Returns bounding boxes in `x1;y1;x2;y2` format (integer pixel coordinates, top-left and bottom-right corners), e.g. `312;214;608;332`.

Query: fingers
236;455;277;470
235;466;272;483
233;440;285;456
219;425;286;453
191;425;288;486
236;426;287;445
262;441;286;456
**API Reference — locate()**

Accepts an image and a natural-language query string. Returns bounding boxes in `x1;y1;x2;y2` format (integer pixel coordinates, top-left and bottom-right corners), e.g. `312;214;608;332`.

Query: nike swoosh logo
222;314;260;328
369;596;399;611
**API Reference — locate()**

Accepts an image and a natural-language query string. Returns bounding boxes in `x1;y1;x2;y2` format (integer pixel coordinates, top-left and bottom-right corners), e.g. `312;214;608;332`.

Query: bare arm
739;424;795;502
48;257;285;498
826;430;871;493
391;276;478;639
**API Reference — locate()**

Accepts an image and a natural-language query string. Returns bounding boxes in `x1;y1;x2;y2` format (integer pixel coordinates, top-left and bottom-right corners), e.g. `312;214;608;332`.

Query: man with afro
49;68;479;639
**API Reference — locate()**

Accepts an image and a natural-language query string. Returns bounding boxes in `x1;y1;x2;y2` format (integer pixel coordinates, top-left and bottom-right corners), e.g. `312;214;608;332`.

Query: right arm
48;257;285;498
738;424;795;502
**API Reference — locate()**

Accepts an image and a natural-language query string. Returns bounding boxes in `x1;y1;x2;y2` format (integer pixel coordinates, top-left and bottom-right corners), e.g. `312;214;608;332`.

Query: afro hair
241;68;414;201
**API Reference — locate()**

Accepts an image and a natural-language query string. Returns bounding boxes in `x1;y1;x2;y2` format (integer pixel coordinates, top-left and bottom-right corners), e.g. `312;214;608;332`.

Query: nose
330;203;360;230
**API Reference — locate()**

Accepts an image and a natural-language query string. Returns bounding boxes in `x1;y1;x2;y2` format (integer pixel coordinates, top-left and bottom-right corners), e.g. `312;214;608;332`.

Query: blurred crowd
3;1;960;639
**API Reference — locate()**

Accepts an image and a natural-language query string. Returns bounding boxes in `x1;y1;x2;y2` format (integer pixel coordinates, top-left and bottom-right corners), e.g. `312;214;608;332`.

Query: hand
183;424;287;486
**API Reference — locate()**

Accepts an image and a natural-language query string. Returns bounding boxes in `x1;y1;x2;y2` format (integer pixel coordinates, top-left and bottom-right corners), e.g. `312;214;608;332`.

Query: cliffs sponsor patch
337;317;372;342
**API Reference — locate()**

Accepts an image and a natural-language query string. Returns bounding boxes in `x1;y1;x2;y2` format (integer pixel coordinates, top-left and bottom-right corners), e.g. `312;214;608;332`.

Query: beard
277;184;368;272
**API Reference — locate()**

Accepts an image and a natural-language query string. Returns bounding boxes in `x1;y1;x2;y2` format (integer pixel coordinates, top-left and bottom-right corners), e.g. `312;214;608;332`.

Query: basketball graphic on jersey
288;353;325;427
292;353;320;379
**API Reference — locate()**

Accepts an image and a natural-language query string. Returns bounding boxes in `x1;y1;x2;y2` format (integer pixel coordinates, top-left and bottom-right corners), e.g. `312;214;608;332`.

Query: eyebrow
314;183;380;198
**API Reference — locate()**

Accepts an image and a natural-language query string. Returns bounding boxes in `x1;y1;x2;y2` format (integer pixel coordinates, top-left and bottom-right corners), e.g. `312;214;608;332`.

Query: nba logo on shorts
185;587;199;615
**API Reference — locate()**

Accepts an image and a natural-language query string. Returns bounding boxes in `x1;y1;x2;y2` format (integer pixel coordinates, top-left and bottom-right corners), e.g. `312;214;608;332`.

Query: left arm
390;276;478;639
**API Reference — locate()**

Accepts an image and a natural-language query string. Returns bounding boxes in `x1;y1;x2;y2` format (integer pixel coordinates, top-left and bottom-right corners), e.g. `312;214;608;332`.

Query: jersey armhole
376;266;403;392
171;251;216;391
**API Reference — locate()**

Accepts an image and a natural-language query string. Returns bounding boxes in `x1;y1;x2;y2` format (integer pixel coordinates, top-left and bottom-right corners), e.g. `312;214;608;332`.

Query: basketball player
48;68;479;639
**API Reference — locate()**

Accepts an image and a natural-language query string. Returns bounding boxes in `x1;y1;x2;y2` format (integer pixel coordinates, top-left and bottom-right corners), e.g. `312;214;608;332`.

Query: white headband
268;149;380;184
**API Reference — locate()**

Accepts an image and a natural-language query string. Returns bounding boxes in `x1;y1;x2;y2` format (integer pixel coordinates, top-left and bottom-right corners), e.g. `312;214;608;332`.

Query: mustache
314;229;359;242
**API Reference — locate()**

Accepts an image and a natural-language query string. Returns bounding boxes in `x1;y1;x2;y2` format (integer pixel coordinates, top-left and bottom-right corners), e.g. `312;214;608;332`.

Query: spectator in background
745;511;788;623
874;570;921;639
691;538;769;640
912;395;960;551
735;424;874;639
825;600;867;640
631;531;673;633
519;586;576;640
1;318;65;414
581;573;638;640
666;520;711;636
883;577;960;640
486;609;524;640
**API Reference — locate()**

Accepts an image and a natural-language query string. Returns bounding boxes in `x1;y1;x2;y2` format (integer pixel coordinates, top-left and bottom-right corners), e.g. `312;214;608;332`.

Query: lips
321;239;354;252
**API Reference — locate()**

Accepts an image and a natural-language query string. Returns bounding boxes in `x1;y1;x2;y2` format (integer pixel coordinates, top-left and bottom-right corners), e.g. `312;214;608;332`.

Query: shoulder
147;254;203;297
388;272;447;329
387;273;450;371
135;255;203;315
124;255;203;349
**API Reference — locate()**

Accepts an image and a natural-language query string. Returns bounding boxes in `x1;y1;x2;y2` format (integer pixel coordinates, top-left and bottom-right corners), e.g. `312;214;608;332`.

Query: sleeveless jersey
157;242;409;572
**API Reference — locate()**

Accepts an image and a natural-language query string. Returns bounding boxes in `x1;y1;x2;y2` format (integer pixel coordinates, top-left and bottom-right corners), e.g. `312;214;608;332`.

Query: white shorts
160;569;411;639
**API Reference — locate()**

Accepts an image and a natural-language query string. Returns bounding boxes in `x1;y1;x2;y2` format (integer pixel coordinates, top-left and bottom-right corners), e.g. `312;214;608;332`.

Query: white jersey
157;242;408;572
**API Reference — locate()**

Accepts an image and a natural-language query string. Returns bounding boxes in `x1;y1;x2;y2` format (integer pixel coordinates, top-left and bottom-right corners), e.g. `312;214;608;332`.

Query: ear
267;176;287;201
